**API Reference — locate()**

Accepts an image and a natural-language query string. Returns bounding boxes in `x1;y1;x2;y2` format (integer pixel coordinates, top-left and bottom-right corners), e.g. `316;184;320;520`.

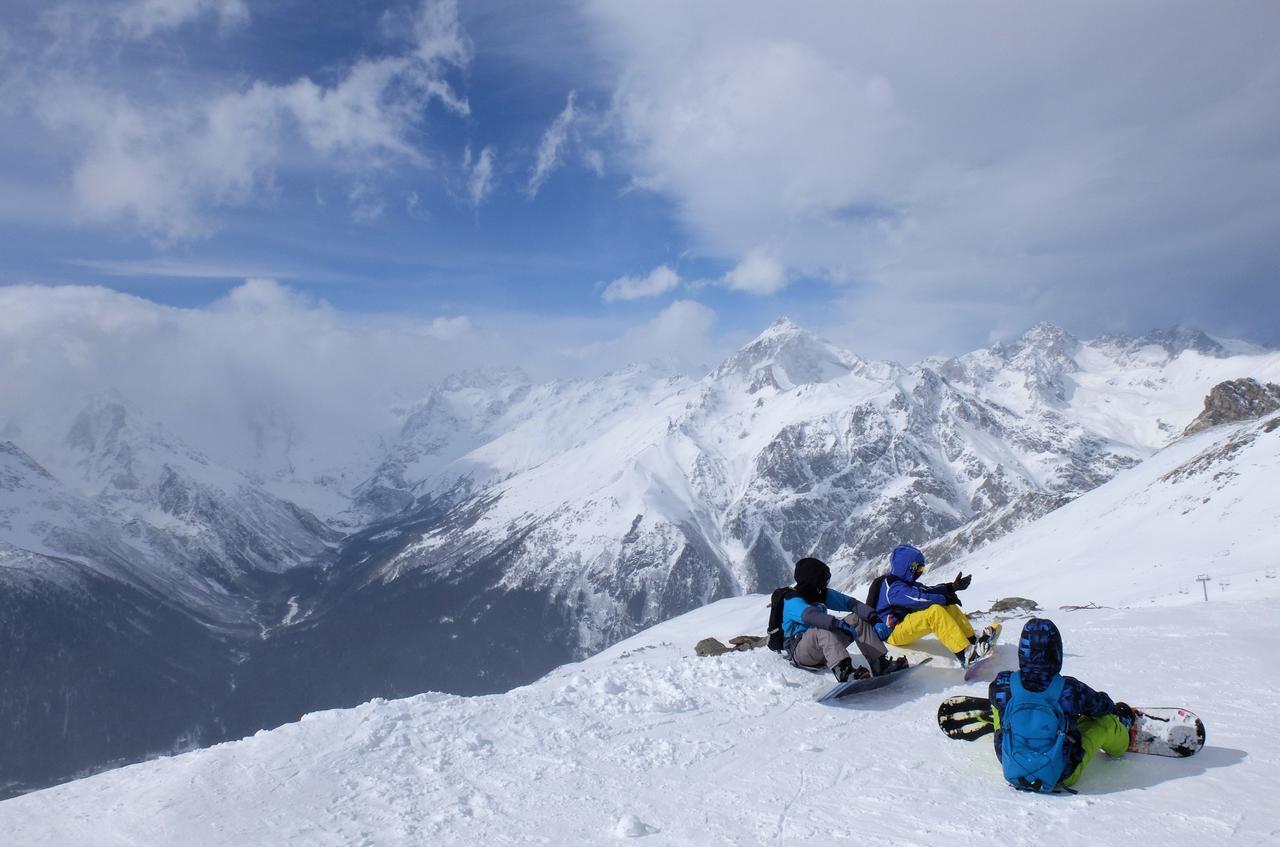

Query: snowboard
816;657;932;704
962;622;1004;681
936;695;1206;757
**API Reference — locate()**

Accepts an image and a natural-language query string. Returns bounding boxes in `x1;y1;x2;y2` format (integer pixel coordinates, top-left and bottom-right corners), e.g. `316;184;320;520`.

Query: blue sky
2;0;1279;367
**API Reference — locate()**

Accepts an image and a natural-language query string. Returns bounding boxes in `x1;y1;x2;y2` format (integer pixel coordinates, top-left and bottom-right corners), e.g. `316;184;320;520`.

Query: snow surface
1;594;1275;845
945;412;1280;608
3;413;1279;845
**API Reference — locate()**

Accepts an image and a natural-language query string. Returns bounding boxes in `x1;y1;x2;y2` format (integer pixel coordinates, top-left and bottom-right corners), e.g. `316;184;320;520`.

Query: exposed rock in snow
1182;377;1280;435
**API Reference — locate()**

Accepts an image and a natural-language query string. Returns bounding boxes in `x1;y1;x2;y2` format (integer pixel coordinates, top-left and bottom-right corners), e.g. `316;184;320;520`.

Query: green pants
1063;714;1130;786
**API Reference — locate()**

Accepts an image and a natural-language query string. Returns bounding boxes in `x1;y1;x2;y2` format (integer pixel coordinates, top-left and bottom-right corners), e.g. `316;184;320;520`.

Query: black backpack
766;586;800;652
865;573;885;614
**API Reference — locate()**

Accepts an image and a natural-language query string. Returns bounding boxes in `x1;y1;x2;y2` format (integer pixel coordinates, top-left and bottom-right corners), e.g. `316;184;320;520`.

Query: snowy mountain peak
712;318;866;390
1006;322;1081;362
758;315;805;339
436;367;531;394
62;395;206;499
1093;326;1228;361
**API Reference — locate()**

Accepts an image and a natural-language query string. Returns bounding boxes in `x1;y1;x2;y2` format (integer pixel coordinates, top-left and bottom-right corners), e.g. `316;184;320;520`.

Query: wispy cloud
115;0;250;38
465;145;497;208
27;0;472;242
348;183;386;224
600;264;680;302
565;299;717;370
68;258;299;279
526;91;578;198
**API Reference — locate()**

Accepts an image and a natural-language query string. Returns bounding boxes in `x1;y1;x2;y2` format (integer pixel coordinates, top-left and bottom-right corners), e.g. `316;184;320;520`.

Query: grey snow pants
792;614;888;670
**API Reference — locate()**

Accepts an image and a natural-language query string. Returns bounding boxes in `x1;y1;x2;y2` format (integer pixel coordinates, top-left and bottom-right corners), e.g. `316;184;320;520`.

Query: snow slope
3;414;1278;845
1;592;1274;844
947;411;1280;608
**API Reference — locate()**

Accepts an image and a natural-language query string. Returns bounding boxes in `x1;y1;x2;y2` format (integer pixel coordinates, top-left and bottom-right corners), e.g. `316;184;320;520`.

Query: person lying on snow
870;543;992;666
781;557;908;682
990;617;1134;793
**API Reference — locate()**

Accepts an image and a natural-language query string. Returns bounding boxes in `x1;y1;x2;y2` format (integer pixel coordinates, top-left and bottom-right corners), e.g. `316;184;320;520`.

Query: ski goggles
910;561;927;579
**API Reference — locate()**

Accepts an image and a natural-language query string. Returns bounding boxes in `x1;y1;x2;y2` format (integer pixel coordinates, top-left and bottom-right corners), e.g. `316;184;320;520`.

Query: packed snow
3;412;1278;845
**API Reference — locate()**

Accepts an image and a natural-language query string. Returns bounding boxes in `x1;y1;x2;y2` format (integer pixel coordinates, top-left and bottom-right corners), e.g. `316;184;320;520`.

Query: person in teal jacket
782;557;903;681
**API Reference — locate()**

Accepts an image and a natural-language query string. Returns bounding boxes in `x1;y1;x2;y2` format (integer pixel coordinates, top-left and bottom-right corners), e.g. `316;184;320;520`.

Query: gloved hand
834;618;856;635
943;586;963;607
874;621;892;640
952;571;972;591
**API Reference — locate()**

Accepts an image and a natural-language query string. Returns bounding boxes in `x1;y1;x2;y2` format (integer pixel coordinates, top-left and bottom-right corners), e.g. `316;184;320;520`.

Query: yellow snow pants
886;603;974;654
1063;714;1129;786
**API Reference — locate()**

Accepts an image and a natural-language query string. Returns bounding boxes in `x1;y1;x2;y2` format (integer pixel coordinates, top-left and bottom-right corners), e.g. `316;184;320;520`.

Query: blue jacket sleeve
1060;676;1116;718
886;578;951;610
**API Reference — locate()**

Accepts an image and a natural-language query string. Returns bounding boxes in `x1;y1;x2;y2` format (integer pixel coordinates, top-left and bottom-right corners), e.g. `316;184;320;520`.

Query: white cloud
722;249;786;295
32;0;471;241
526;91;578;198
116;0;249;37
465;145;497;208
567;299;718;372
601;265;680;302
586;0;1280;356
0;282;728;480
424;315;472;340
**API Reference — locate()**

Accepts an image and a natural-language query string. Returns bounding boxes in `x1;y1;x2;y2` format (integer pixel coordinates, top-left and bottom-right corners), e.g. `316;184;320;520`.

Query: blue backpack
1000;672;1071;793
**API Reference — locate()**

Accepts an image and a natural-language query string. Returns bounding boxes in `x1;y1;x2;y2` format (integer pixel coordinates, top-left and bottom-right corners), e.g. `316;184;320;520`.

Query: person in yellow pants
870;544;988;665
887;601;974;654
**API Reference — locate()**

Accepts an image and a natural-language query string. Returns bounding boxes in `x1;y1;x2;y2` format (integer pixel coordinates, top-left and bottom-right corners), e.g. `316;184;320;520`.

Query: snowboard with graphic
816;657;932;704
936;695;1206;757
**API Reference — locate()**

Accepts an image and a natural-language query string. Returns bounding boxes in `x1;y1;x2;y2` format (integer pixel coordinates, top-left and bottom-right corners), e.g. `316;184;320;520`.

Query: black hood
793;557;831;604
1017;617;1064;691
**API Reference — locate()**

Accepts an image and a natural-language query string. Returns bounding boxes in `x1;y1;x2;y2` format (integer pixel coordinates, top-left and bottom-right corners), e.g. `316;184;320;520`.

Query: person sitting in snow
989;617;1134;793
781;557;906;682
870;543;992;666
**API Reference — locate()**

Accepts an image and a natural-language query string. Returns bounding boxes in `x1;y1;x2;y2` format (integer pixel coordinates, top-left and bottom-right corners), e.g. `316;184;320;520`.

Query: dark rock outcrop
1183;378;1280;436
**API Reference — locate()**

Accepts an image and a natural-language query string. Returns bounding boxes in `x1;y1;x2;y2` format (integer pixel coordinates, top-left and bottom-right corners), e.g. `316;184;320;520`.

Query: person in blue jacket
990;618;1134;791
782;557;905;682
872;544;987;665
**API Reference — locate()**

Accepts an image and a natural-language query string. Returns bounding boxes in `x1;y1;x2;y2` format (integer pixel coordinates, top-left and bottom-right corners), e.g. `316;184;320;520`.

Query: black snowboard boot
833;658;871;682
872;655;909;676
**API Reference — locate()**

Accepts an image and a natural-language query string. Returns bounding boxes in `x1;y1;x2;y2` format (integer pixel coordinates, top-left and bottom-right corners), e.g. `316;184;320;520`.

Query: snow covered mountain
2;319;1278;797
0;398;340;795
3;404;1276;845
329;319;1280;663
4;395;337;629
